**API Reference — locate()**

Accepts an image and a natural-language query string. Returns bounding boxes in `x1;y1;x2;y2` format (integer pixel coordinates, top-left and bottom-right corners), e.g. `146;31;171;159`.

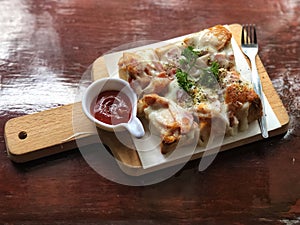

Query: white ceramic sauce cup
82;77;145;138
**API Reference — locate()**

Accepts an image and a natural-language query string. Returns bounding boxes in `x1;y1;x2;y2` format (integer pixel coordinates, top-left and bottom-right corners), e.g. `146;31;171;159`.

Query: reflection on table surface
0;0;300;224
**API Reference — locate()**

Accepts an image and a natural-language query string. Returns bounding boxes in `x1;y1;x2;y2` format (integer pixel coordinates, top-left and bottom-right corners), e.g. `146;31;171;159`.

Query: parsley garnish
175;69;195;93
176;45;221;94
199;61;220;88
209;61;220;79
179;46;198;73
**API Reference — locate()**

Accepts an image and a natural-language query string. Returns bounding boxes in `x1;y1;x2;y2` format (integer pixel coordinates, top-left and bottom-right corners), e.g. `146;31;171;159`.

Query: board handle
4;103;91;162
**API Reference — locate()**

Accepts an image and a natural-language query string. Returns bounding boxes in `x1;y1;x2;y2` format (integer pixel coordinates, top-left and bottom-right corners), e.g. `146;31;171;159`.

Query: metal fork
241;24;269;138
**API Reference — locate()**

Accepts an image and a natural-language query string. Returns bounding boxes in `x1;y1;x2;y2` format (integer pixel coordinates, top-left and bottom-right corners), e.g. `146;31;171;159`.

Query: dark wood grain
0;0;300;224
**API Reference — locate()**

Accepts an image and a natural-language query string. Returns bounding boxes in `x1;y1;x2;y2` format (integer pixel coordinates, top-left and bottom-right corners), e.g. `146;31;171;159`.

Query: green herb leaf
196;62;220;88
175;69;195;93
180;46;198;72
208;61;220;79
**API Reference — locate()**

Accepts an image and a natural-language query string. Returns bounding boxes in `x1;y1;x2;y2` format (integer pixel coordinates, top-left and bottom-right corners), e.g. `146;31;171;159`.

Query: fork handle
249;56;269;138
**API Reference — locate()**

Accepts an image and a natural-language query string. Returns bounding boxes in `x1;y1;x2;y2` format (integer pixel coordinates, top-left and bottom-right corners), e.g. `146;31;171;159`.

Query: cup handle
125;116;145;138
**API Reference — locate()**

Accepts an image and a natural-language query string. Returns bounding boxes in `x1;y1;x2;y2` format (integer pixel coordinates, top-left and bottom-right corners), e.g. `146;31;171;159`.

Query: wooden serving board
4;24;289;175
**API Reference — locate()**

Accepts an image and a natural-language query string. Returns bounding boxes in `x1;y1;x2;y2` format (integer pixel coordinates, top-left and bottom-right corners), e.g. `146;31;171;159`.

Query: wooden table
1;0;299;224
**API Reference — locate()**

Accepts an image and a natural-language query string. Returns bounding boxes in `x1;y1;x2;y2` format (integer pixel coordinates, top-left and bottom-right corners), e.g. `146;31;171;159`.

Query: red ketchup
92;90;132;125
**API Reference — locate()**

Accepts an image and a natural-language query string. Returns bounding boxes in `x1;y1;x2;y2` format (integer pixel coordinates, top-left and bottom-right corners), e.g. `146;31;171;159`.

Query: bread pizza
118;25;262;154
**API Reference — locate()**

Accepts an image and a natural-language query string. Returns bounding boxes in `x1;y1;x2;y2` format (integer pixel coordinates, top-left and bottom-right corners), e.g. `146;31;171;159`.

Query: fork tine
249;25;253;44
253;24;257;44
241;25;245;45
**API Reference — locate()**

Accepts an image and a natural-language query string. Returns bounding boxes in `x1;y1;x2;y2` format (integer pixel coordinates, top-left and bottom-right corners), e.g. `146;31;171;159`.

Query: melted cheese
184;26;235;70
141;94;198;147
156;44;183;67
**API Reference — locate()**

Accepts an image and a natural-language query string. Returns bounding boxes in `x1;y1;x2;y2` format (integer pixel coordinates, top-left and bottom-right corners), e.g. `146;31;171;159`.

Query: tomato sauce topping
92;90;132;125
